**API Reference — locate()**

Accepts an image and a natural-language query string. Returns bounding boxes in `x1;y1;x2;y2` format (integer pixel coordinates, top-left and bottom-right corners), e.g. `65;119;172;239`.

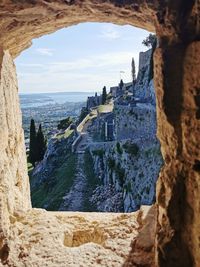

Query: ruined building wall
138;49;152;71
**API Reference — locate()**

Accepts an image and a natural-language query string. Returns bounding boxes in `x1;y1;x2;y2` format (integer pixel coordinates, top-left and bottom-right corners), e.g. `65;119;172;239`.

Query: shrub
57;117;72;130
146;186;150;194
125;181;132;192
116;142;123;154
123;142;139;156
115;163;125;186
108;158;115;169
129;111;138;120
92;149;104;158
139;172;144;178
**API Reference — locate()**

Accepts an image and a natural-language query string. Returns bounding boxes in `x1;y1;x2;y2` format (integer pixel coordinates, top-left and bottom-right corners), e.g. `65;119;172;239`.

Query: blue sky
15;23;150;94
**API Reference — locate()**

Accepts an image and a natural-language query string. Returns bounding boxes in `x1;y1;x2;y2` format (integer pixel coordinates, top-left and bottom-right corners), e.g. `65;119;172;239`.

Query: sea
19;91;97;108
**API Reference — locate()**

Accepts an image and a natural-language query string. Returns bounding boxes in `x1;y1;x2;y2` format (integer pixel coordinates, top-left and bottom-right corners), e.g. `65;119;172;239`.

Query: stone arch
0;1;200;266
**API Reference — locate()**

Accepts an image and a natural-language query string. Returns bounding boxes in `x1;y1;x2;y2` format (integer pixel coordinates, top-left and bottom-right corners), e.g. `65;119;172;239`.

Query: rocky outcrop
90;135;163;212
0;0;199;266
31;133;74;188
133;49;156;103
89;56;162;212
114;103;157;140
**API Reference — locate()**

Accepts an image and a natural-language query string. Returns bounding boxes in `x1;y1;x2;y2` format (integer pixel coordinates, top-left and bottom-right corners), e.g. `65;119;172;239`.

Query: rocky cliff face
87;48;163;213
30;132;79;210
90;138;162;212
90;74;163;212
29;48;162;214
115;103;156;140
133;49;156;104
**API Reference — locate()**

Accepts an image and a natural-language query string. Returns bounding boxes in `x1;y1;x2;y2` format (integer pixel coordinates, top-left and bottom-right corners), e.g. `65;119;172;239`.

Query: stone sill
6;206;154;266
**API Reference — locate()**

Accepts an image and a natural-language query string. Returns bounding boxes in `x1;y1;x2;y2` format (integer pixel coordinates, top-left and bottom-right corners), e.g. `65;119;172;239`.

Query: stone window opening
14;23;162;215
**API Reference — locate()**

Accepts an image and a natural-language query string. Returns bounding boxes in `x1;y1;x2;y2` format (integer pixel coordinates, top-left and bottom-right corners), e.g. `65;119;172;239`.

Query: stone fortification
138;49;152;71
114;103;156;140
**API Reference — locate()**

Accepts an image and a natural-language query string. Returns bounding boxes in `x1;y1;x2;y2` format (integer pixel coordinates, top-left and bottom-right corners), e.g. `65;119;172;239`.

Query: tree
29;119;37;166
131;57;136;83
142;34;157;48
102;86;107;105
119;79;124;89
57;117;72;130
78;107;88;123
36;124;47;162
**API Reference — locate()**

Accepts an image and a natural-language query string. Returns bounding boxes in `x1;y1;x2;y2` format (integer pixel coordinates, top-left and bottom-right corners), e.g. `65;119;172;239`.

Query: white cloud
99;25;121;40
17;51;138;93
45;51;137;74
18;63;45;68
35;48;55;56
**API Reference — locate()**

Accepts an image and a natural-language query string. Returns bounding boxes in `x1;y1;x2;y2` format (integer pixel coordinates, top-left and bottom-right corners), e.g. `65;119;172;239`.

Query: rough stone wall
114;104;156;140
133;50;156;102
155;41;200;267
0;0;199;266
90;138;163;212
138;49;152;71
0;50;31;263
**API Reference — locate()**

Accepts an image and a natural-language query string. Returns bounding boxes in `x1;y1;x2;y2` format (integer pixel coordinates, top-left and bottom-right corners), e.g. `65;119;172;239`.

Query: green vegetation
146;186;150;194
115;163;125;186
119;79;124;89
108;158;125;186
29;119;47;166
116;142;123;154
37;124;47;161
142;34;157;48
131;57;136;83
29;119;37;166
57;116;73;130
123;142;139;156
56;128;74;140
101;86;107;105
139;172;144;178
108;157;115;170
106;93;112;100
129;110;138;120
83;150;101;211
31;152;77;210
92;149;104;158
124;181;132;193
97;102;113;114
78;107;89;124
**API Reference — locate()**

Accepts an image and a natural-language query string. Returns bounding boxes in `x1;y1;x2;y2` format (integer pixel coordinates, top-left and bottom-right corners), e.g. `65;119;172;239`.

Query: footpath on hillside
59;153;87;211
60;103;113;211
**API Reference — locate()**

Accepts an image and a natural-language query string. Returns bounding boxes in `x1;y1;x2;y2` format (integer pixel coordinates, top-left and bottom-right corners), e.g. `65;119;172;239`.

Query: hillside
29;48;163;212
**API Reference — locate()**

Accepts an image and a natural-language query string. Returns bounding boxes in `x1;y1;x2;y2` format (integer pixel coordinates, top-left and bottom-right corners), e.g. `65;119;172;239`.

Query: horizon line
19;91;101;95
